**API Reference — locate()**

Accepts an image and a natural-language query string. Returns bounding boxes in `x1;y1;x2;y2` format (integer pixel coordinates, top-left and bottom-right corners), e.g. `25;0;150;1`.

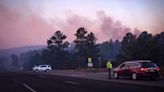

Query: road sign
88;58;92;63
88;57;93;67
88;63;93;67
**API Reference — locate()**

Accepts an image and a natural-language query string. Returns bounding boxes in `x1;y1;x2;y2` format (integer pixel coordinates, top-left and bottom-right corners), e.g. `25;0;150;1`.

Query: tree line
117;31;164;66
9;28;164;70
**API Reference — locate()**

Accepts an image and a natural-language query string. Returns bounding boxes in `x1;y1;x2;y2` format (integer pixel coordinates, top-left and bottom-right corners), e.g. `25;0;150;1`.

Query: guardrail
76;68;108;72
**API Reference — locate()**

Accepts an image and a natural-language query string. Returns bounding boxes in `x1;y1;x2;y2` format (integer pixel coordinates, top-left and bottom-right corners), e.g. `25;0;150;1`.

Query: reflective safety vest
107;62;113;69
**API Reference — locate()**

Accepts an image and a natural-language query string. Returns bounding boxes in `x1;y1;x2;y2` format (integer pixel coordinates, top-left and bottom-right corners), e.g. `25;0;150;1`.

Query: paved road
50;70;164;88
0;71;164;92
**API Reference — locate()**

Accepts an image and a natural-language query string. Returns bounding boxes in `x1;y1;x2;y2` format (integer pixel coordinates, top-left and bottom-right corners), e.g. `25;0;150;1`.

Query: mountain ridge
0;45;46;57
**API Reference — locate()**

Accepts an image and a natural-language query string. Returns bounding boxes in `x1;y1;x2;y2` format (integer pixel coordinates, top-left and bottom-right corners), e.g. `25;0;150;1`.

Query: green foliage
44;31;74;69
29;53;41;67
74;27;100;68
20;50;41;70
98;39;121;68
117;31;164;66
18;29;164;70
135;32;159;61
119;32;137;61
154;32;164;66
99;39;121;61
47;31;69;51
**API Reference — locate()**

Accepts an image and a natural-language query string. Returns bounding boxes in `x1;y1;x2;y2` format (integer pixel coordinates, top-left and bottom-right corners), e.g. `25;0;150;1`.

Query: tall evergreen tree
74;27;99;68
74;28;88;68
136;31;159;62
158;32;164;66
153;32;164;65
119;32;137;61
86;32;100;67
117;31;162;65
47;31;69;51
46;31;70;69
99;39;121;61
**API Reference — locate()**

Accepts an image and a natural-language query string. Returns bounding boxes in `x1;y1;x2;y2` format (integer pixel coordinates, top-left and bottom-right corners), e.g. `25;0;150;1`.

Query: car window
120;63;125;68
129;63;140;68
41;65;46;67
125;63;130;67
141;62;157;68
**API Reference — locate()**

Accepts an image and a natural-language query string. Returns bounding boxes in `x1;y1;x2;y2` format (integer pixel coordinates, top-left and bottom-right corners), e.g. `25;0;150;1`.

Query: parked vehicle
33;65;52;72
113;60;160;80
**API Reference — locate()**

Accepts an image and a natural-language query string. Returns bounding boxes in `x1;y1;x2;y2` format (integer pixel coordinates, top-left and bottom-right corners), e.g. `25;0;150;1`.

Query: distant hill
0;45;46;57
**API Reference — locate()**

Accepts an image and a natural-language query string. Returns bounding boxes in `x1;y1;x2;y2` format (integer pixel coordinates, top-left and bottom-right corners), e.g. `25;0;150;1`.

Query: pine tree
47;31;70;69
74;27;99;68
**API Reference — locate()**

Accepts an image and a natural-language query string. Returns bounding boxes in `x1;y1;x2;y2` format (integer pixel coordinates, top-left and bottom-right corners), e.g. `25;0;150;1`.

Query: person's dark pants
108;68;112;79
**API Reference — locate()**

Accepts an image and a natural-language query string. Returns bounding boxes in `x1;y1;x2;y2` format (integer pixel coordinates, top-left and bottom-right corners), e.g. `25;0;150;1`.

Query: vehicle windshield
141;62;158;68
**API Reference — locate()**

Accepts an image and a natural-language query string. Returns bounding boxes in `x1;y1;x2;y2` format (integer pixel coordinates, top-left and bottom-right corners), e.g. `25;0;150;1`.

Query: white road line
64;81;80;85
22;83;37;92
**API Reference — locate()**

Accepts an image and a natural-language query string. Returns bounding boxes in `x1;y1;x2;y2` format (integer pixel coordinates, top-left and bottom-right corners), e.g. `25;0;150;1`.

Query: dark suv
113;60;160;80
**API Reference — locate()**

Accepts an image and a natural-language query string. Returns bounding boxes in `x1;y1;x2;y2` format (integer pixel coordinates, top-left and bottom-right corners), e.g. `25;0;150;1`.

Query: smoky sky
0;0;163;49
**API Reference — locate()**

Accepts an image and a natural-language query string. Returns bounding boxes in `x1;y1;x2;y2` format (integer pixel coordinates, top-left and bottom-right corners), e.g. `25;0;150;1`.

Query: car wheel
45;69;49;72
35;69;39;72
131;73;137;80
114;72;119;79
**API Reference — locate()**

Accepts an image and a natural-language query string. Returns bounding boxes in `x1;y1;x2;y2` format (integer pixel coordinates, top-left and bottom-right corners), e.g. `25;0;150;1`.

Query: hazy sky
0;0;164;49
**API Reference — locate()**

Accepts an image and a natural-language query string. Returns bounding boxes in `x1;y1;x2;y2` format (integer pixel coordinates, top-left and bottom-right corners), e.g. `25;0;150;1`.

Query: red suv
113;60;160;80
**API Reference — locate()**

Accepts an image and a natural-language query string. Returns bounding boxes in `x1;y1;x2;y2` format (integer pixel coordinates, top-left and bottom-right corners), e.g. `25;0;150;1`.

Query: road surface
0;71;163;92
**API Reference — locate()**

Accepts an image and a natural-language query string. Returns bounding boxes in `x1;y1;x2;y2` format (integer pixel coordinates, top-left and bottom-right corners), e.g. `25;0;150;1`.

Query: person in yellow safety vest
106;60;113;79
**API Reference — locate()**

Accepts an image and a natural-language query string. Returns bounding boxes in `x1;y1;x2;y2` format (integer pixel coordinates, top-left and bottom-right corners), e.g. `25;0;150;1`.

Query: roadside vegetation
1;27;163;71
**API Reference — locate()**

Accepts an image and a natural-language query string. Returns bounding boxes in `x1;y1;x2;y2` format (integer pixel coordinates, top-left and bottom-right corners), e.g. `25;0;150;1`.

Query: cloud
0;1;142;49
50;11;141;43
0;2;56;49
52;13;100;42
97;11;141;40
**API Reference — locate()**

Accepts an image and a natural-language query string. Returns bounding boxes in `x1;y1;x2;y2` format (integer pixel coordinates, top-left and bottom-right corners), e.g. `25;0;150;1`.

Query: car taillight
156;67;160;71
141;68;148;71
